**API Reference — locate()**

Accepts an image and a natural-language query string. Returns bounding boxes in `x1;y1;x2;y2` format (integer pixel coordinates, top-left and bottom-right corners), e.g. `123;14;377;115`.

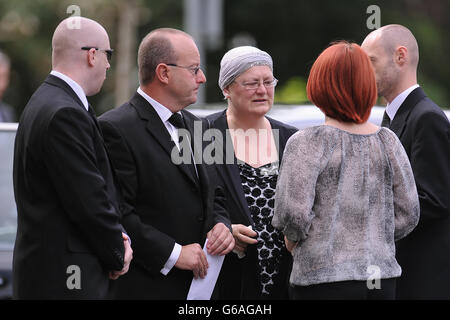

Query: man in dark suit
99;28;234;299
0;50;15;122
13;17;132;299
362;24;450;299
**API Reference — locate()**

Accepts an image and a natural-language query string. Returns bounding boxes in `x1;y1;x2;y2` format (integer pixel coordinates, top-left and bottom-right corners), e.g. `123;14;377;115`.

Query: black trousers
289;278;397;300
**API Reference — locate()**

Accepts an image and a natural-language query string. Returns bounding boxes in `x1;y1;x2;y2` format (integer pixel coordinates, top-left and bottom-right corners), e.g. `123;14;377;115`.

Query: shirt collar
385;84;420;121
137;87;179;122
50;70;89;111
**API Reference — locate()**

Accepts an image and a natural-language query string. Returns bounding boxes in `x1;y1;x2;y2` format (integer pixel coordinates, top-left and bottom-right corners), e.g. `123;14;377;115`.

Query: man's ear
86;48;96;67
395;46;408;66
155;63;170;84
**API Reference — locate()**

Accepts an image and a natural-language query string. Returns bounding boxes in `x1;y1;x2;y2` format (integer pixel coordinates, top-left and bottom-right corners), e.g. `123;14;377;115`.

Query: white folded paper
186;238;225;300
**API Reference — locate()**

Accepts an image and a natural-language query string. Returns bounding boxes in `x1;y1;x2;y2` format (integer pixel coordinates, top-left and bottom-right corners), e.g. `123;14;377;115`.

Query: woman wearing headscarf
272;41;420;300
207;46;298;299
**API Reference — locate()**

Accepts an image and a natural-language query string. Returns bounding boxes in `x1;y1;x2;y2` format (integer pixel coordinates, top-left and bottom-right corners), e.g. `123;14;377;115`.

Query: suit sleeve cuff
160;243;181;275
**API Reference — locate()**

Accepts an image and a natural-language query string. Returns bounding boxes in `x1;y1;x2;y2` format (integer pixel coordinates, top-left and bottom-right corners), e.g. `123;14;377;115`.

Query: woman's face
224;65;275;117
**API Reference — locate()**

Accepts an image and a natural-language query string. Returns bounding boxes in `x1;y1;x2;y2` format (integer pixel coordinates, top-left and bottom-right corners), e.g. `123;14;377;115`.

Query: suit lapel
390;87;427;139
177;110;201;187
213;111;253;224
130;93;199;187
182;110;204;183
87;104;103;133
183;111;211;214
45;75;104;142
45;75;86;111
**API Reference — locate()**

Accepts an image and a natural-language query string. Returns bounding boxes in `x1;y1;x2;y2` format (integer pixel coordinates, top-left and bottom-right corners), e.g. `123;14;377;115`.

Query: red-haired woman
272;41;420;300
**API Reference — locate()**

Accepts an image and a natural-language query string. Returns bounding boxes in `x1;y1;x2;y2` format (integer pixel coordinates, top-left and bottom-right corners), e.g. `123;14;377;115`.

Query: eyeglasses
236;78;278;90
166;63;202;76
81;47;113;62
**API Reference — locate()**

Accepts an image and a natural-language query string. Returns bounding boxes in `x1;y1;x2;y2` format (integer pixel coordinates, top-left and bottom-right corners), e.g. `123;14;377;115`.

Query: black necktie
88;105;96;117
168;112;185;129
381;111;391;127
168;112;198;180
168;112;188;149
88;105;101;132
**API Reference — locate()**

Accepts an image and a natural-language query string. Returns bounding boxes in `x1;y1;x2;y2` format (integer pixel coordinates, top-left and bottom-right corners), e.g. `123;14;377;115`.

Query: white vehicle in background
0;122;17;299
189;104;449;129
189;104;387;128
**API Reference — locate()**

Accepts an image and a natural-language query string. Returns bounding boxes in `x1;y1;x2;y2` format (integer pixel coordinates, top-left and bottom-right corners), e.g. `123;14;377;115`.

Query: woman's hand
284;236;298;255
231;224;258;255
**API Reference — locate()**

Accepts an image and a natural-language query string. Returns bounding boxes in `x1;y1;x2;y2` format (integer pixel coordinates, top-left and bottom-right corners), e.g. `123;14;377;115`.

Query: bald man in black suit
362;24;450;299
13;17;132;299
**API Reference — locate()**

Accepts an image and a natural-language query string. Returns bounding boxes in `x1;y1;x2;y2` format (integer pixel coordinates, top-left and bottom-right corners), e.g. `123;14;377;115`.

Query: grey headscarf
218;46;273;94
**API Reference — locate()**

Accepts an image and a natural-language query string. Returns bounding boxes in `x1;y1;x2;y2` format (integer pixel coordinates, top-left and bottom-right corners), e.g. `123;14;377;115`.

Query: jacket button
197;215;205;222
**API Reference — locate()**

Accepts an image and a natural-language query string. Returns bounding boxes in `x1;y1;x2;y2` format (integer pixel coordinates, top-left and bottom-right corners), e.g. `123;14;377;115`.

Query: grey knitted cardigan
272;125;420;287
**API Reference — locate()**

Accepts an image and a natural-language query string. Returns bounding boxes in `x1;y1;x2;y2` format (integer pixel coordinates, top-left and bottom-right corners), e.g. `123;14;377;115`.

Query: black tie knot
88;105;96;117
168;112;185;129
381;111;391;127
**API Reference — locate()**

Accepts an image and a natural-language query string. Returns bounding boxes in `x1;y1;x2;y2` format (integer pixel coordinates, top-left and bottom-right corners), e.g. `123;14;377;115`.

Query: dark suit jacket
13;75;125;299
206;110;298;299
387;87;450;299
98;93;231;299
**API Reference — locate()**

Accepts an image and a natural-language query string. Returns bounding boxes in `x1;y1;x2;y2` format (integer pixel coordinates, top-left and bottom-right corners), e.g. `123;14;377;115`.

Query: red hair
306;41;377;123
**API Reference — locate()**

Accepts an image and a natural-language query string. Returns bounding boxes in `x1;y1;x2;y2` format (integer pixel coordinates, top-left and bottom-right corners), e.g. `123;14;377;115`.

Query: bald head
364;24;419;70
52;17;109;70
51;17;111;96
361;24;420;102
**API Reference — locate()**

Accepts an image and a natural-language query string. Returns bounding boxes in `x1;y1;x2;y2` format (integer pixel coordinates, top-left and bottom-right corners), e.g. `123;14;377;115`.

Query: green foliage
0;0;449;119
274;76;308;104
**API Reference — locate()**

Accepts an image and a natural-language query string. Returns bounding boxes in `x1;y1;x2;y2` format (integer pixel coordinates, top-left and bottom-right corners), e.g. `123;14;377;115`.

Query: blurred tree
0;0;448;119
274;76;308;104
0;0;184;116
219;0;449;108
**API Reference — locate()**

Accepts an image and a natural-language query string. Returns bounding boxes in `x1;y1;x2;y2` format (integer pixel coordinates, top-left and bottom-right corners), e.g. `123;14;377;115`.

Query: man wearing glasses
99;28;234;299
13;17;132;299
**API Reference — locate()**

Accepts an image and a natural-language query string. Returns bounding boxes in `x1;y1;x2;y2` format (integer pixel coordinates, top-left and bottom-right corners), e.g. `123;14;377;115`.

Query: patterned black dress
237;161;286;297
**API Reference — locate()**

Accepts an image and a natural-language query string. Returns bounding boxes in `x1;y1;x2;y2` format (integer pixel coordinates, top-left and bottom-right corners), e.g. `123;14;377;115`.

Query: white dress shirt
385;84;420;121
137;87;182;275
50;70;89;111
